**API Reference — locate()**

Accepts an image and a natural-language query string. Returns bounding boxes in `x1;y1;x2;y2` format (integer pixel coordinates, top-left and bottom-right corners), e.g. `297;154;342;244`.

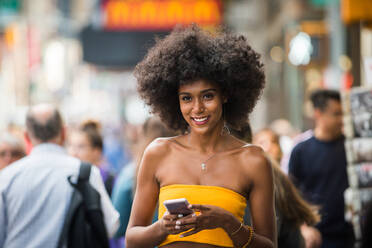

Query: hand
300;224;322;248
177;204;230;237
159;211;195;235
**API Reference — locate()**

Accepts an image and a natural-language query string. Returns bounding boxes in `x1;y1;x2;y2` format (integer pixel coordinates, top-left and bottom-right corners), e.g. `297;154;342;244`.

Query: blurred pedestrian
273;162;320;248
111;116;175;239
288;89;354;248
68;120;116;195
126;25;276;248
0;132;25;170
253;128;282;163
0;104;119;248
270;118;299;159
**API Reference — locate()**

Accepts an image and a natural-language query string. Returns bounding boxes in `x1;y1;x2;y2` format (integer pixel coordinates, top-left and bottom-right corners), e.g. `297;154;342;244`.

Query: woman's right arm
125;140;167;248
125;140;182;248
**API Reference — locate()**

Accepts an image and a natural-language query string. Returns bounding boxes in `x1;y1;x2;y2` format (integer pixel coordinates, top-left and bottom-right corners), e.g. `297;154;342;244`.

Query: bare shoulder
141;137;174;164
145;136;173;153
240;145;272;173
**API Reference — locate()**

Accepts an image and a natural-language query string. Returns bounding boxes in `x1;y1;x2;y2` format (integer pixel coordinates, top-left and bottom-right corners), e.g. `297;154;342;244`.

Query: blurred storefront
77;0;223;127
341;0;372;87
1;0;371;135
0;0;223;127
250;0;372;132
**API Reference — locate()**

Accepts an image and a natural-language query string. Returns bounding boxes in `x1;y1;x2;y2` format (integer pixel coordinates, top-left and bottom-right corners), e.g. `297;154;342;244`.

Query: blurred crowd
0;88;371;248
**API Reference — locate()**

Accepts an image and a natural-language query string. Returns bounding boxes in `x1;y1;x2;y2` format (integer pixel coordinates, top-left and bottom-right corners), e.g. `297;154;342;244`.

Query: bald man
0;104;119;248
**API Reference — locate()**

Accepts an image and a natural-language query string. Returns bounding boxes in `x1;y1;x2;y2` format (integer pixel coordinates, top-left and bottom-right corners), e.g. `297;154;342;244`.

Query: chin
333;131;343;138
190;126;209;134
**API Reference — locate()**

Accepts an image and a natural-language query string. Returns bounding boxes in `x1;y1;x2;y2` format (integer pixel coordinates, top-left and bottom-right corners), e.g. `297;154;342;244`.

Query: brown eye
203;93;214;100
181;95;192;102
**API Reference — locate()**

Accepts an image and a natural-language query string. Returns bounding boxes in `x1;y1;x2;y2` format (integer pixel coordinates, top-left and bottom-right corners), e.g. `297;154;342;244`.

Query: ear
313;108;322;120
223;96;228;103
24;131;31;144
60;127;66;144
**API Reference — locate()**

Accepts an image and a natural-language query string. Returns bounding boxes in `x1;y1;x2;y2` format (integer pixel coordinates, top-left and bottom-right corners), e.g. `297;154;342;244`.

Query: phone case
163;198;193;215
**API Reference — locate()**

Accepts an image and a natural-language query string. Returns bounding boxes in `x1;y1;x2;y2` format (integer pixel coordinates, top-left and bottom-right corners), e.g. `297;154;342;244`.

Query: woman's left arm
219;149;276;248
241;149;277;248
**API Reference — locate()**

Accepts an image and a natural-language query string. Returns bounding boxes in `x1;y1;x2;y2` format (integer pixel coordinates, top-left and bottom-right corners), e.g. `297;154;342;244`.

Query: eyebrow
179;88;217;95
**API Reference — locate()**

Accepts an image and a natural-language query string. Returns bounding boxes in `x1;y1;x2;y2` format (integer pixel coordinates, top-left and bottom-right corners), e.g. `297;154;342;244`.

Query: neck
32;139;63;147
187;121;226;154
314;127;340;141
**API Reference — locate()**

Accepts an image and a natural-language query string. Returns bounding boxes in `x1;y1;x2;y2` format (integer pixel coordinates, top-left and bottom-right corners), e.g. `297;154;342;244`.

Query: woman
126;25;276;248
252;128;282;164
68;120;115;195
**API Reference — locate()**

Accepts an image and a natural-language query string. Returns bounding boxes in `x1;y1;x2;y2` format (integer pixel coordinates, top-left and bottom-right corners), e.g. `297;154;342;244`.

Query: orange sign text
103;0;222;30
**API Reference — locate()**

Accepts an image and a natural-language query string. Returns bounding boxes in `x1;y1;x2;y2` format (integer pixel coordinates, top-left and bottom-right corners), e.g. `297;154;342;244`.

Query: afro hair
135;25;265;133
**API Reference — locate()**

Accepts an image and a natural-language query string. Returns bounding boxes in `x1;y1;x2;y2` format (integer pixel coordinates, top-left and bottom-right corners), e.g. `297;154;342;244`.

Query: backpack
57;162;110;248
104;172;115;196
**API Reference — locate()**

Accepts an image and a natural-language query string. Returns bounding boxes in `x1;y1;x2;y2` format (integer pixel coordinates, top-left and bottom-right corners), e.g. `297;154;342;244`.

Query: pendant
201;163;206;170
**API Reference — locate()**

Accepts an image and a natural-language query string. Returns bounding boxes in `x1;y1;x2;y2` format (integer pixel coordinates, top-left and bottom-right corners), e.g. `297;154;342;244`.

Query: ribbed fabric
158;184;246;247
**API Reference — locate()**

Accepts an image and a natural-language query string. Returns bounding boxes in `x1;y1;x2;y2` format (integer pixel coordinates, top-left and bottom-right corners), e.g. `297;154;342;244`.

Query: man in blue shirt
0;104;119;248
289;89;354;248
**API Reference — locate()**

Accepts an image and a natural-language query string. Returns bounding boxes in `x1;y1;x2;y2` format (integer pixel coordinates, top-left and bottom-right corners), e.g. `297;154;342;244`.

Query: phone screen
163;198;193;215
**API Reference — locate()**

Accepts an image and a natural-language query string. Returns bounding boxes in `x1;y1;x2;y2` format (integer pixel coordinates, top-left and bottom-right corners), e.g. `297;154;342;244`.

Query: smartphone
163;198;193;215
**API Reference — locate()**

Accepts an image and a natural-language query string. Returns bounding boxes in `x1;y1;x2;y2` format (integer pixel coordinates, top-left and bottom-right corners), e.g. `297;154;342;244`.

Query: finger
167;224;194;235
164;214;179;221
189;204;210;211
179;212;197;220
177;224;195;231
165;217;196;229
164;220;181;228
167;228;185;235
175;217;197;226
179;228;201;237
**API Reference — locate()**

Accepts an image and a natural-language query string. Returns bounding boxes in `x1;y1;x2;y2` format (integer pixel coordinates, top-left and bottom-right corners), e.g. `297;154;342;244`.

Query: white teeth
193;117;208;122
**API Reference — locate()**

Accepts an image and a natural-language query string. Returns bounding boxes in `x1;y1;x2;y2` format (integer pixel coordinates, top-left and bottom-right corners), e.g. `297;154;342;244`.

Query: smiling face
178;79;225;135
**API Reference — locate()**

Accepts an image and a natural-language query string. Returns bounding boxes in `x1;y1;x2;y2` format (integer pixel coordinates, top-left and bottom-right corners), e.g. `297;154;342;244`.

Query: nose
193;98;205;114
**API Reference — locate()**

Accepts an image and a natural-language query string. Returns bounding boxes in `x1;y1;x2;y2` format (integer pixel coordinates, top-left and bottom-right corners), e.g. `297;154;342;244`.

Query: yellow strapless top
158;184;247;247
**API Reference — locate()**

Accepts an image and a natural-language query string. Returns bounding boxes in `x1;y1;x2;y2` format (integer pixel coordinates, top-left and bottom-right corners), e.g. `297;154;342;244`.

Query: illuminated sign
341;0;372;24
103;0;222;30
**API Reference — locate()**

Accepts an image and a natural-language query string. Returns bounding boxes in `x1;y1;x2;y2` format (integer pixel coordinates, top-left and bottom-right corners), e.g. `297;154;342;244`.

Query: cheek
180;102;194;116
73;149;88;160
205;101;222;114
179;104;189;118
82;150;93;159
330;116;341;125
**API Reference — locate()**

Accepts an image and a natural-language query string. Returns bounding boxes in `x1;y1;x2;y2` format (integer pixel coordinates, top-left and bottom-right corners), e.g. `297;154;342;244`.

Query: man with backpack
0;104;119;248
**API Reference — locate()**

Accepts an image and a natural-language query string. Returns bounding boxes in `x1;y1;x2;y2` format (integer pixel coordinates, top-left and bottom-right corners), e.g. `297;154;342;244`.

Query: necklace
201;153;218;170
186;133;222;170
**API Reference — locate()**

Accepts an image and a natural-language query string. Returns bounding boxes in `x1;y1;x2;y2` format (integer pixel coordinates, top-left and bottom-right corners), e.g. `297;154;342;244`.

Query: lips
191;116;209;125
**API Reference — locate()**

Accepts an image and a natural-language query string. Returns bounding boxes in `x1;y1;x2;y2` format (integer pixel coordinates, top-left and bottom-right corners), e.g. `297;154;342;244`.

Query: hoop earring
222;123;231;135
